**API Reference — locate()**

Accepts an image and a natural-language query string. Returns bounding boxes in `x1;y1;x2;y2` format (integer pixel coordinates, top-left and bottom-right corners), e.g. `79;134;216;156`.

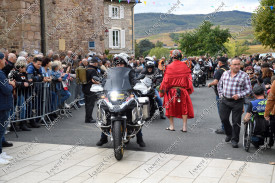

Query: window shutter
109;5;112;17
109;29;113;49
120;6;124;19
121;30;125;48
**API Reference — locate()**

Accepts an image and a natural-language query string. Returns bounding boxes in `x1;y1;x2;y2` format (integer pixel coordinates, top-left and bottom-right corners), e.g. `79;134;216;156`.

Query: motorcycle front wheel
113;121;124;160
193;80;199;87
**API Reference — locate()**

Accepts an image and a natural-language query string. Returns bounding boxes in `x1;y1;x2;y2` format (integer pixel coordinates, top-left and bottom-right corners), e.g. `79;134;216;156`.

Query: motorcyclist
140;57;166;119
198;59;207;81
96;53;146;147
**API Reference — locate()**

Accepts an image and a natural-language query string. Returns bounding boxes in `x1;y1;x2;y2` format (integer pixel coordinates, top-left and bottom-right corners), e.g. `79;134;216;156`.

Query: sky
134;0;261;14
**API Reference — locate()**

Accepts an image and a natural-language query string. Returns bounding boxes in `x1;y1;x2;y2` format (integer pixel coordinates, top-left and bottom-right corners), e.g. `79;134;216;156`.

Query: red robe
159;60;194;119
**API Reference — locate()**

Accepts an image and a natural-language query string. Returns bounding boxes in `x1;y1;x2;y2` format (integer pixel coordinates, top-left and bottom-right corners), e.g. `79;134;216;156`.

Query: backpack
251;99;270;141
76;67;87;84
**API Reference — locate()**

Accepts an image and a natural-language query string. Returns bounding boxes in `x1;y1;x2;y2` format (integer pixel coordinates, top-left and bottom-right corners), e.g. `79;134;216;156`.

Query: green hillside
134;11;253;38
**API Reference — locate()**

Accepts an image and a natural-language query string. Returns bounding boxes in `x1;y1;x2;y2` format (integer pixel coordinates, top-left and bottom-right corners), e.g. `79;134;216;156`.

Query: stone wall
104;1;135;55
0;0;105;55
0;0;41;53
0;0;135;55
45;0;105;55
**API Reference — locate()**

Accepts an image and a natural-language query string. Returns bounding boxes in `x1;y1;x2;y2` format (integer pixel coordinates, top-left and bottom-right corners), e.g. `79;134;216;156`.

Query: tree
252;0;275;49
134;40;140;57
224;40;249;57
169;33;180;42
155;40;164;48
138;39;155;57
178;21;231;56
149;47;170;59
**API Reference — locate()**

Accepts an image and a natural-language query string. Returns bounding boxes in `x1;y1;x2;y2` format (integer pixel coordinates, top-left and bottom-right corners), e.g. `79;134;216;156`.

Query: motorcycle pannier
138;97;150;120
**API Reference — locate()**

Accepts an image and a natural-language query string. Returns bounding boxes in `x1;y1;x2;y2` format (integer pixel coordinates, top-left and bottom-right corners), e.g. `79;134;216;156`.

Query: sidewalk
0;141;274;183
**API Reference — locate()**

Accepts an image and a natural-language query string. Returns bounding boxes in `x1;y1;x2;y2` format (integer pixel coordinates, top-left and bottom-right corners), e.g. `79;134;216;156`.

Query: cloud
134;0;260;15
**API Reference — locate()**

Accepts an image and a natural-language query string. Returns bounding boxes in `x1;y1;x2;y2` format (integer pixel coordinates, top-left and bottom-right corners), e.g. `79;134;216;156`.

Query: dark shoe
232;141;239;148
96;138;108;146
160;115;166;119
30;121;41;128
137;137;146;147
20;124;32;131
166;127;175;131
10;125;20;131
215;128;225;134
2;141;13;147
85;119;96;123
225;136;232;142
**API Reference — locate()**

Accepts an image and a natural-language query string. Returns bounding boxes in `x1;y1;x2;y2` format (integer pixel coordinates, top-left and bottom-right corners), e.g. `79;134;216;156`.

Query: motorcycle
134;74;161;120
90;67;148;160
192;65;206;87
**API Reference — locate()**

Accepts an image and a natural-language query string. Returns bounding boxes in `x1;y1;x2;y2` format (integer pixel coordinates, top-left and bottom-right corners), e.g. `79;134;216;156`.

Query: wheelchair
243;114;274;152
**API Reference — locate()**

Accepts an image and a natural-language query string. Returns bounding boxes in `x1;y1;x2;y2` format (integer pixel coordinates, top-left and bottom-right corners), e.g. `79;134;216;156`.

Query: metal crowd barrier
8;80;84;134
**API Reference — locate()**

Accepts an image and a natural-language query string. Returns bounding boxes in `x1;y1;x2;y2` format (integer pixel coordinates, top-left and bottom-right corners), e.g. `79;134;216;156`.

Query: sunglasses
247;73;253;75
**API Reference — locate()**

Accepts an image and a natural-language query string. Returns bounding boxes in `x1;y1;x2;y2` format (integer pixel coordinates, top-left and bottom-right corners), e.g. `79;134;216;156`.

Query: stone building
104;0;136;55
0;0;138;56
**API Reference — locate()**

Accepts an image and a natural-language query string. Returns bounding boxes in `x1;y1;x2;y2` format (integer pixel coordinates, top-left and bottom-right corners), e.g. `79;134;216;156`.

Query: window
88;41;95;49
109;5;124;19
113;30;119;48
112;6;119;18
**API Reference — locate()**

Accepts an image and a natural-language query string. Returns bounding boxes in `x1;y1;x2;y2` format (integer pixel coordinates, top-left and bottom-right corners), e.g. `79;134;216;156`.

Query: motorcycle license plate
117;94;124;100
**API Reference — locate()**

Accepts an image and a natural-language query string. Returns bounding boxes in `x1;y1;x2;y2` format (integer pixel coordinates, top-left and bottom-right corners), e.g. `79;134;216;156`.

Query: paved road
6;80;275;164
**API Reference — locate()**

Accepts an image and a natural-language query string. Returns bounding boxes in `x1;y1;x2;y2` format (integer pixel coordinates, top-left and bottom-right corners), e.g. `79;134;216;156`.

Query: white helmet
114;53;129;66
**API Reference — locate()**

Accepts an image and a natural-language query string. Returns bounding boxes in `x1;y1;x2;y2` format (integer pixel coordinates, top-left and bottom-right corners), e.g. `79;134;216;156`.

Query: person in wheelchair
243;85;273;148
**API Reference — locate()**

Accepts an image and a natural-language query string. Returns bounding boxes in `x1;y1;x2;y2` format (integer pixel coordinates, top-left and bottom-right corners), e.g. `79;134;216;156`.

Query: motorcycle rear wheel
113;121;124;160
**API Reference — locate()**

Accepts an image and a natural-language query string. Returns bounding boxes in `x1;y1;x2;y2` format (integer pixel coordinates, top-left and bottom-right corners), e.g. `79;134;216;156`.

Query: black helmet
253;85;265;95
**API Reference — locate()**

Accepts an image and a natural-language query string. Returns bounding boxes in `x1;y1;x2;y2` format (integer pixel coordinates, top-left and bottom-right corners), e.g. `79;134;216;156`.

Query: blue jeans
216;95;224;130
0;110;10;153
61;90;71;104
155;89;163;107
17;94;26;119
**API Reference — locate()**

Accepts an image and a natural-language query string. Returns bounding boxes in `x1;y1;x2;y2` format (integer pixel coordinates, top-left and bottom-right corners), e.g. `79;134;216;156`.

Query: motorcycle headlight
110;91;119;101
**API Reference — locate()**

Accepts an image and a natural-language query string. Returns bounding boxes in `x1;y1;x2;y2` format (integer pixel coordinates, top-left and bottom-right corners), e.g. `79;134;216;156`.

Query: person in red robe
159;50;194;132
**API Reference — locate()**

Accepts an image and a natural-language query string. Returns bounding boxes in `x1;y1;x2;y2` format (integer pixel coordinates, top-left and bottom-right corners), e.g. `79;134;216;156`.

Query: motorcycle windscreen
104;67;132;91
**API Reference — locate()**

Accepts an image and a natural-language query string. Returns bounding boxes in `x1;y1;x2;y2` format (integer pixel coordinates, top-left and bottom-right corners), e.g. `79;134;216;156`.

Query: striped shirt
218;70;252;99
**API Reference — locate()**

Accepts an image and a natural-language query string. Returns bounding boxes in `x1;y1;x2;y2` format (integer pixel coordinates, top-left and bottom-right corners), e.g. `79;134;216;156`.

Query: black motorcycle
91;67;146;160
